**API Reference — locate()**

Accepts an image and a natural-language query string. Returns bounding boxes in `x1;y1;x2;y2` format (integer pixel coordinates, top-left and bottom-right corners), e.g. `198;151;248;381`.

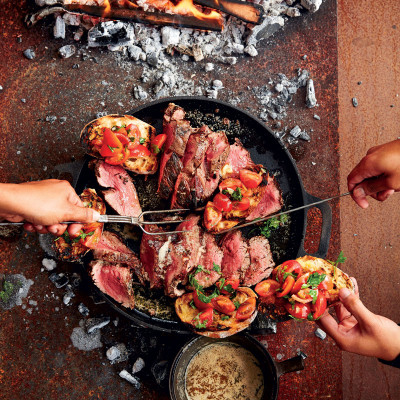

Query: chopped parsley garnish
129;137;135;142
230;187;243;201
221;284;234;294
189;272;218;304
288;315;302;321
309;289;318;304
72;230;95;243
212;263;221;273
0;281;16;302
283;271;296;281
195;320;208;329
307;313;315;321
107;145;118;153
253;214;289;239
189;300;196;309
233;300;240;310
306;272;326;288
139;138;145;144
220;315;230;321
328;251;347;277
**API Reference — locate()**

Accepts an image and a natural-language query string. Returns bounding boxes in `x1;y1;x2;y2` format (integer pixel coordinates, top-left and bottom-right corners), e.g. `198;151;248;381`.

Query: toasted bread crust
80;114;158;175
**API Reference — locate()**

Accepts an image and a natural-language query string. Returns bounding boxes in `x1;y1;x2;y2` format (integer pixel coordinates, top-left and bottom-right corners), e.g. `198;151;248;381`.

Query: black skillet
70;96;332;334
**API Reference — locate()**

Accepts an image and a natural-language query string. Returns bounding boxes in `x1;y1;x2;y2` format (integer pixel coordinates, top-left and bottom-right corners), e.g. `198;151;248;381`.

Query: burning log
194;0;263;24
26;4;223;31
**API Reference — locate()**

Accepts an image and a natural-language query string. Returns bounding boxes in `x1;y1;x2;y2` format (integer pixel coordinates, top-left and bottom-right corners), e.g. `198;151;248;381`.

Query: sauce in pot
185;343;264;400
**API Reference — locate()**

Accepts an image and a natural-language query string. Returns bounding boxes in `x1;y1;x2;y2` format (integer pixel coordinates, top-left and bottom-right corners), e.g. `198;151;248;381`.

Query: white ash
313;114;320;120
21;98;27;103
49;272;69;288
106;343;129;364
28;299;38;306
23;48;35;60
78;302;89;316
42;258;57;271
40;1;325;65
71;320;103;351
212;80;224;90
133;85;148;101
63;289;75;305
54;15;66;39
352;97;358;107
306;79;317;108
85;316;111;333
132;357;145;374
314;328;327;340
119;370;140;389
0;85;3;91
204;62;214;72
290;125;302;138
58;44;76;58
46;115;57;123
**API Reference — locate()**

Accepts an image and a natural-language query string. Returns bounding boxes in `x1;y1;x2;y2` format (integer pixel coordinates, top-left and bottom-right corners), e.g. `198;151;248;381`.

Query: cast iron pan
69;96;332;334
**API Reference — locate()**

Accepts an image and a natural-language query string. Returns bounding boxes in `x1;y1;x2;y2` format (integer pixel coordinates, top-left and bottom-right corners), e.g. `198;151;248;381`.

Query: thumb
353;176;390;199
339;288;375;327
65;205;101;223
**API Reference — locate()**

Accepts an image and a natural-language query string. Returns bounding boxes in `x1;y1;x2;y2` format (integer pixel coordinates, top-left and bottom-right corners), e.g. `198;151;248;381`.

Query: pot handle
297;192;332;259
275;351;307;378
54;159;86;190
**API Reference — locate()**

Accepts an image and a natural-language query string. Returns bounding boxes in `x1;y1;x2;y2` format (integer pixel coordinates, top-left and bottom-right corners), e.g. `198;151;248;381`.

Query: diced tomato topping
318;271;334;291
151;134;167;154
115;133;130;146
291;289;313;304
276;275;295;297
312;290;327;320
255;279;281;297
114;126;127;136
231;197;250;211
105;146;130;165
192;291;213;311
213;193;233;212
82;226;102;248
284;301;312;320
239;169;263;189
291;272;311;294
219;178;243;192
192;308;214;329
216;278;240;295
211;295;236;314
204;202;222;230
129;144;151;158
236;297;256;321
273;260;302;284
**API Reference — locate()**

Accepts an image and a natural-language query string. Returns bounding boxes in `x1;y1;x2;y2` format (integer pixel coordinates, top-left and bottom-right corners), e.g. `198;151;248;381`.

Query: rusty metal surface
338;1;400;399
0;0;342;399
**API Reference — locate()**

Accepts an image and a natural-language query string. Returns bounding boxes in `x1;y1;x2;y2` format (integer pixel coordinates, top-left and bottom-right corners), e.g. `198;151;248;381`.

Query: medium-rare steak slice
246;175;283;221
241;236;275;286
93;231;145;284
192;231;223;288
90;260;135;309
221;139;256;179
170;172;193;209
95;161;142;217
181;129;211;175
220;231;250;280
205;130;230;176
164;215;202;297
140;225;171;290
159;152;183;200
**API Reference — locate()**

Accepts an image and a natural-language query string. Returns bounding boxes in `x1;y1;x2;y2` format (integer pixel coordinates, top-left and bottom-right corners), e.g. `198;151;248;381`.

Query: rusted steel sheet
0;0;342;399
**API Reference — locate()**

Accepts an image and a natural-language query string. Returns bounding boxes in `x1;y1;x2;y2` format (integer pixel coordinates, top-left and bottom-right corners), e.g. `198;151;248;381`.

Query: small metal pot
169;333;306;400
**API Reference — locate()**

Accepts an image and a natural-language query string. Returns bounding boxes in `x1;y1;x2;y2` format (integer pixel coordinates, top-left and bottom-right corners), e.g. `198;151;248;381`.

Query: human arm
0;180;100;236
347;139;400;208
317;279;400;361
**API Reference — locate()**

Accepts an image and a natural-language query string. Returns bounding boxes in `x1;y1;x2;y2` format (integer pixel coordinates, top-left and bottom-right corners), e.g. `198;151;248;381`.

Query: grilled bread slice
80;114;158;175
175;287;258;338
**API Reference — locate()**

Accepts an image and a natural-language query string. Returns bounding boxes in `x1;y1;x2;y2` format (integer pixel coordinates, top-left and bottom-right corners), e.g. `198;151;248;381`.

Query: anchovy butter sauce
185;343;264;400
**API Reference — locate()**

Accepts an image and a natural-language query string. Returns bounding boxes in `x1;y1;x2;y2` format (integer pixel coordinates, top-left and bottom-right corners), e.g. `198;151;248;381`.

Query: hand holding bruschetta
0;180;100;236
318;279;400;361
347;139;400;208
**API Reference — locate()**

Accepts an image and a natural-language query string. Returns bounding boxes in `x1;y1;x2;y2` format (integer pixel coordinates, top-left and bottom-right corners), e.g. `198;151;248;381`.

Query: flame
170;0;221;21
103;0;111;15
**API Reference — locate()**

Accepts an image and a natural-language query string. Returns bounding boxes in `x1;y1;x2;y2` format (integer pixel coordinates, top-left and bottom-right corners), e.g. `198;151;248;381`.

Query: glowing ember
170;0;221;21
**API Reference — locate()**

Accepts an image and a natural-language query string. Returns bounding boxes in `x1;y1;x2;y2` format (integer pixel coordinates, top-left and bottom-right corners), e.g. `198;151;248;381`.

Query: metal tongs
0;209;190;236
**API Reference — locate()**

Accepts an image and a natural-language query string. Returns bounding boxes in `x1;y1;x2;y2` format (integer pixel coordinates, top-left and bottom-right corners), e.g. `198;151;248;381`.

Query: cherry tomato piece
114;126;127;136
318;272;334;291
291;272;311;294
99;128;122;156
115;133;130;146
151;134;167;154
213;193;233;212
276;275;295;297
239;169;263;189
219;178;243;192
312;290;327;320
129;144;151;158
126;124;141;144
291;289;313;304
211;295;236;314
204;202;222;230
236;297;256;321
82;226;102;249
232;197;250;211
192;291;213;311
105;146;130;165
255;279;281;297
216;278;240;295
192;308;214;329
284;301;312;320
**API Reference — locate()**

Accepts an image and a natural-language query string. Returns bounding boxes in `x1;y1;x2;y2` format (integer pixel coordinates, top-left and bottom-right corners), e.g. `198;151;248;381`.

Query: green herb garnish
212;263;221;273
190;300;196;309
107;145;118;153
233;300;240;310
129;137;135;142
139;138;145;144
0;281;16;302
220;315;230;321
309;289;318;305
230;187;242;201
307;313;315;321
288;315;302;322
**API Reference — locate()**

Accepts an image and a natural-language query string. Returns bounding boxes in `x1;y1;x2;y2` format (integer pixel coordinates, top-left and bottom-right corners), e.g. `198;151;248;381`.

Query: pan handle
297;192;332;259
275;351;307;378
54;159;86;189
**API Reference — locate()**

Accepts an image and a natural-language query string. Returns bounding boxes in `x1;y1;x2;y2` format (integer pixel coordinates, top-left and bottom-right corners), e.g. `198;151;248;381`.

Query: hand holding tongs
0;209;189;236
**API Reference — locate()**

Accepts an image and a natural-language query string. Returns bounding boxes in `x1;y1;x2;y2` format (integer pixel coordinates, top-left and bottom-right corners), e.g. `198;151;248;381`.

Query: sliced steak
220;230;250;280
170;172;193;209
95;161;142;217
246;175;283;220
93;231;145;283
164;215;202;297
241;236;275;286
140;225;171;290
159;152;183;200
163;103;186;124
90;260;135;309
205;130;230;175
194;231;223;288
181;130;210;175
169;120;193;158
221;139;256;179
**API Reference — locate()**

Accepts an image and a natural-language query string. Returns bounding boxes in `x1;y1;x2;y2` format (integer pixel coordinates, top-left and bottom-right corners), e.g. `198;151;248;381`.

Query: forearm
0;183;25;218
